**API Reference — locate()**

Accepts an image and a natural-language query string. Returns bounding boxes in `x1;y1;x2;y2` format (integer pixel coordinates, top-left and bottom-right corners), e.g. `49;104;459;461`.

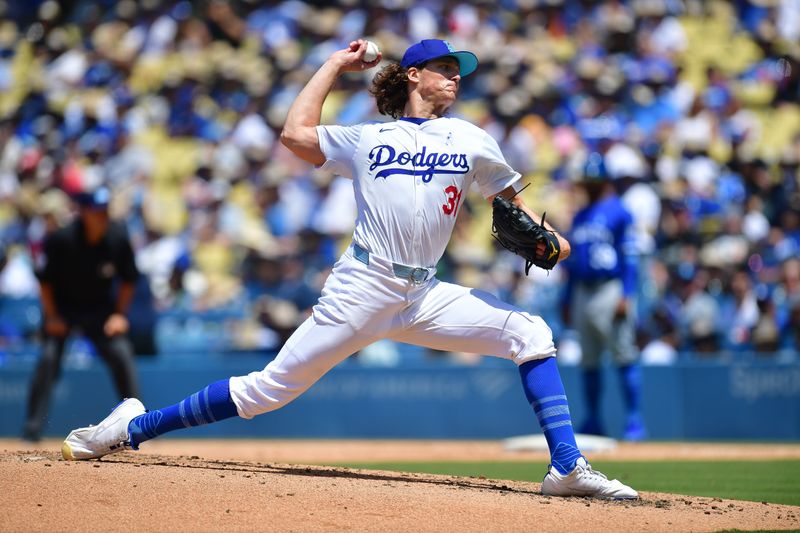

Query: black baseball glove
491;195;561;274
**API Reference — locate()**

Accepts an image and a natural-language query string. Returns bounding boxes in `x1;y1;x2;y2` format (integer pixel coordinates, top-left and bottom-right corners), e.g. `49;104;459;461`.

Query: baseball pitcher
61;39;637;499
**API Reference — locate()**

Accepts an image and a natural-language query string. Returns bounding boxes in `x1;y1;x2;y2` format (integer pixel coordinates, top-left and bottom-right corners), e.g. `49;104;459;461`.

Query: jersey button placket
414;127;421;186
412;127;423;265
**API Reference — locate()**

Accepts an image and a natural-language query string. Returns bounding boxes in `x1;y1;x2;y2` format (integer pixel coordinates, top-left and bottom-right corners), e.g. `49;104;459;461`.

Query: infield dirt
3;440;799;532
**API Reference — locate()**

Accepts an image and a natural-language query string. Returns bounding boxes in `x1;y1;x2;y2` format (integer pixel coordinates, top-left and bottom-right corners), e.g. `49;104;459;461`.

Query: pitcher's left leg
393;281;556;363
393;280;637;499
393;281;578;467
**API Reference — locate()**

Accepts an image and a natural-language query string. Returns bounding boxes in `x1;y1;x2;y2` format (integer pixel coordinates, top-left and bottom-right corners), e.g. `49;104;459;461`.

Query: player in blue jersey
562;153;647;441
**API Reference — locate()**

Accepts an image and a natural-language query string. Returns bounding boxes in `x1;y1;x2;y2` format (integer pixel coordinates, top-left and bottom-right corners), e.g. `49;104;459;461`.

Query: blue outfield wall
1;354;799;440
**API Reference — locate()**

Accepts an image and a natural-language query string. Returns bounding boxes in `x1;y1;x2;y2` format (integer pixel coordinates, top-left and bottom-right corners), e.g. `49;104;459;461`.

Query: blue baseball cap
400;39;478;77
74;186;111;209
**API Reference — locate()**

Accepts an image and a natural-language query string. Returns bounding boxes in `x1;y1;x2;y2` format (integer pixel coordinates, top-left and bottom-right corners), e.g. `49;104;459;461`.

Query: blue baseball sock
619;364;643;421
128;379;239;448
519;357;582;475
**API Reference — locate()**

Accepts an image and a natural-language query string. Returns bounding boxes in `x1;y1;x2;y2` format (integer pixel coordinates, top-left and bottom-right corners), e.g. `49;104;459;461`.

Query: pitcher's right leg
229;316;377;418
62;316;376;460
61;252;396;460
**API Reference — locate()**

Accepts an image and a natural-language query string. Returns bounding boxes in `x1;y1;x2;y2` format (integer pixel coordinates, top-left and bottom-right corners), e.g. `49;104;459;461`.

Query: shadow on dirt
95;453;665;508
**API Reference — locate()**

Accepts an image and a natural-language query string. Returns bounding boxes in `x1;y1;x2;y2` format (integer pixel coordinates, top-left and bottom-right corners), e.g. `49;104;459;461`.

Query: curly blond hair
369;63;409;119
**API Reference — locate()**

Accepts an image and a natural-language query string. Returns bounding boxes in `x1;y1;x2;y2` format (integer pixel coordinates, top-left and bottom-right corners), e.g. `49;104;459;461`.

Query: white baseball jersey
316;117;521;267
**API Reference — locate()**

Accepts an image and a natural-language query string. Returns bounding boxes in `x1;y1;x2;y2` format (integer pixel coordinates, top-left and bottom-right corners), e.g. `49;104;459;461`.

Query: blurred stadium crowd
0;0;798;364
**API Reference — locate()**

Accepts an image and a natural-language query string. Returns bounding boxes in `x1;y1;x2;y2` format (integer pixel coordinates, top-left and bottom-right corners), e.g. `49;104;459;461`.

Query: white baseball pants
229;245;556;418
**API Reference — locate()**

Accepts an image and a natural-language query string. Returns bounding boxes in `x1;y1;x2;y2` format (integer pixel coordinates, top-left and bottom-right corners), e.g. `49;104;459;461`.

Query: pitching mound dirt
3;442;799;532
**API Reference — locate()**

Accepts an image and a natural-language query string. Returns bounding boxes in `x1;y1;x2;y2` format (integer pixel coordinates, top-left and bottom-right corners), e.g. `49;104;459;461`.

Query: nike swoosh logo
379;127;395;133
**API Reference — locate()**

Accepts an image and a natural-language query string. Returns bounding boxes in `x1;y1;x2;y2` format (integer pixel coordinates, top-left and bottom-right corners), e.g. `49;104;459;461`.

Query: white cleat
61;398;146;461
541;457;638;500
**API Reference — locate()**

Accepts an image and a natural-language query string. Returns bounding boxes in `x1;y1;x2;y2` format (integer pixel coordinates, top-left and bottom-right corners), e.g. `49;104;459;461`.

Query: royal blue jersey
565;194;639;297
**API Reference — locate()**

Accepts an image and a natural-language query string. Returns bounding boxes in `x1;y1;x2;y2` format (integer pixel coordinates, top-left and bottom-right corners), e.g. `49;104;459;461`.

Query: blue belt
352;243;434;285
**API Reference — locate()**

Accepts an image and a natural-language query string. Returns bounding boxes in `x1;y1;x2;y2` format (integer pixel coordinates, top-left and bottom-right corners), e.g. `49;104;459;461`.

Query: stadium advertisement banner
1;357;799;440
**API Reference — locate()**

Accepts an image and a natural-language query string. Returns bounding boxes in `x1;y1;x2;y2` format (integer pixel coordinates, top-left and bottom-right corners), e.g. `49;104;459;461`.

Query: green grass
327;460;800;506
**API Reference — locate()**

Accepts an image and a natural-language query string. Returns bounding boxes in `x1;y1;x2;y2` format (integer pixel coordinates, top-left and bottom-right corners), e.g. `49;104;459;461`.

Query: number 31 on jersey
442;185;463;217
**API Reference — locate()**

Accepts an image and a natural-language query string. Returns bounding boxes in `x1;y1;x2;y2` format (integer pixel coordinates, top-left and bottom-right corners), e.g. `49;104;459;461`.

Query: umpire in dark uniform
22;186;140;442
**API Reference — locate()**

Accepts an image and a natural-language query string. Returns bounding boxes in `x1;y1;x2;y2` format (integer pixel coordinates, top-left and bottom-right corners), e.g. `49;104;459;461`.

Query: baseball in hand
363;40;380;62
